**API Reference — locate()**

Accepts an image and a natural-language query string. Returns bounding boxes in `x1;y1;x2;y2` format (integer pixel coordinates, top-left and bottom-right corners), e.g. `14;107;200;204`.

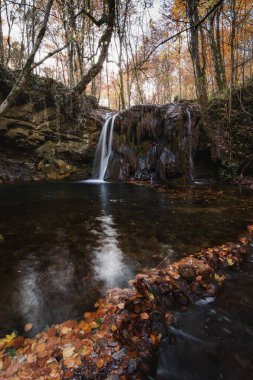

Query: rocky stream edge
0;225;253;379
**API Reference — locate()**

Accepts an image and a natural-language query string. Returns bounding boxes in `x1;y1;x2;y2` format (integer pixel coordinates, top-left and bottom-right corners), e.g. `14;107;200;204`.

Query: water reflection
16;233;77;333
92;183;132;290
92;214;132;289
0;182;253;335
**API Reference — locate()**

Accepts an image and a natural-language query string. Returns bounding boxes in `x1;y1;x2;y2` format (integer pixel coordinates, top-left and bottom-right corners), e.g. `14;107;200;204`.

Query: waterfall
186;109;194;181
92;113;117;182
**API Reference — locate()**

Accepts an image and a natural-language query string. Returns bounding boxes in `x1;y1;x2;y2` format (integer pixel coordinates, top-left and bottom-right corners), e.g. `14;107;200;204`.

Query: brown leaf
38;350;49;359
89;321;99;329
96;358;104;369
63;357;76;368
50;368;60;378
47;326;56;337
35;342;46;353
140;312;149;320
62;346;75;359
80;346;93;356
5;359;20;378
62;320;77;329
24;323;33;332
131;336;140;343
12;336;25;349
26;353;37;363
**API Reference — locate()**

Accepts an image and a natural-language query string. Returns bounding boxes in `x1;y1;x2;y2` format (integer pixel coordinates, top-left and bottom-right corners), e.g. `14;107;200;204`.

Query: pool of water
0;181;253;337
154;260;253;380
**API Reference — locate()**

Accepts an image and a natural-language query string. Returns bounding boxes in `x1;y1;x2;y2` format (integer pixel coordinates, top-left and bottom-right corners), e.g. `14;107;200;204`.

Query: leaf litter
0;225;252;379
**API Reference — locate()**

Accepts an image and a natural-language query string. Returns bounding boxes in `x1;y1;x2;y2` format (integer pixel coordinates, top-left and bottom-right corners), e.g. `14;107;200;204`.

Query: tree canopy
0;0;252;112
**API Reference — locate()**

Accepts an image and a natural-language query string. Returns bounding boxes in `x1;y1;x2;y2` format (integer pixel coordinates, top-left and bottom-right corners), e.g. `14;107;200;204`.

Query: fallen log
0;226;253;380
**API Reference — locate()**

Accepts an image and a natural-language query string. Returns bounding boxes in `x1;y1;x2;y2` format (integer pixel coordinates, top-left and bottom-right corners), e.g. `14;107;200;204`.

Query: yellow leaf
81;346;93;356
214;273;225;283
89;321;99;329
0;332;17;348
61;326;72;335
227;258;234;266
62;346;75;359
148;293;155;301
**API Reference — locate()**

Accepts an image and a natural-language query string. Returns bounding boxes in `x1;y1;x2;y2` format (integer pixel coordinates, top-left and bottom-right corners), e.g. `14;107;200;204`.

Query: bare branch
32;43;69;69
133;0;225;71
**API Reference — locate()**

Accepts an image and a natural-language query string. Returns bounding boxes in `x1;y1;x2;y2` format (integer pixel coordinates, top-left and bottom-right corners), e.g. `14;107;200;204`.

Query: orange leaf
24;323;33;332
96;358;104;368
35;342;46;353
81;346;93;356
150;334;156;344
140;312;149;320
89;321;99;329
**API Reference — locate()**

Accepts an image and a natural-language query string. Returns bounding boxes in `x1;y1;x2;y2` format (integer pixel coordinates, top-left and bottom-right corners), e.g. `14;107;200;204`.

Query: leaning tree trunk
74;0;116;95
0;0;4;63
0;0;54;116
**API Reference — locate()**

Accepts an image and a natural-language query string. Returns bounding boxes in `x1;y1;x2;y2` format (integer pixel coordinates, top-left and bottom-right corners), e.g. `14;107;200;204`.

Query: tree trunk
207;11;226;92
186;0;208;109
0;0;4;63
229;0;236;123
74;0;116;95
0;0;54;116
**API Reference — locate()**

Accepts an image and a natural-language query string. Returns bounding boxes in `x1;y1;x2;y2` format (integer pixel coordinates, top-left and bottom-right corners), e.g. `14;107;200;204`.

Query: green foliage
4;348;16;358
219;159;240;180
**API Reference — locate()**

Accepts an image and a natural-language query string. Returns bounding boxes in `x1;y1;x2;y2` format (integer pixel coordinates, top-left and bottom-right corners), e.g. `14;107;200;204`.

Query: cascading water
186;108;194;181
92;113;117;182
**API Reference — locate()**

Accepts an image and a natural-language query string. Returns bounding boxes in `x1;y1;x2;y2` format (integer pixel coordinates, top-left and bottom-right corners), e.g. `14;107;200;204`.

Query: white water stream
186;108;194;181
90;113;117;183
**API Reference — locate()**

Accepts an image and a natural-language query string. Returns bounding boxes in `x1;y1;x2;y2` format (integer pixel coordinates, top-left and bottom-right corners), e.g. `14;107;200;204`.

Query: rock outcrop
0;65;103;182
1;63;252;183
106;103;215;181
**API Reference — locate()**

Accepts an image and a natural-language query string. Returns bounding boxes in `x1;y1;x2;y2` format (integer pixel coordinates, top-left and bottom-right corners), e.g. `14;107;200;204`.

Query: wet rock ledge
0;226;253;379
0;64;104;182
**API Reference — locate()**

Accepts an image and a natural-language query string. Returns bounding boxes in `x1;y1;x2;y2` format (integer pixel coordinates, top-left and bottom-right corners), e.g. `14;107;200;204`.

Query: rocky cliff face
207;80;253;178
0;66;103;182
1;64;252;184
106;103;214;181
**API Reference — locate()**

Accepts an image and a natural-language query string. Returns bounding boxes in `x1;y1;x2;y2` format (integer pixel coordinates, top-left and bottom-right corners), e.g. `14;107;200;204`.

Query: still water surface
0;182;252;340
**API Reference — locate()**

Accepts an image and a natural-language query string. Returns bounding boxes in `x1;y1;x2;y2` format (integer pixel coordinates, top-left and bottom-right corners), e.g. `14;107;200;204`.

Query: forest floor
0;224;253;380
